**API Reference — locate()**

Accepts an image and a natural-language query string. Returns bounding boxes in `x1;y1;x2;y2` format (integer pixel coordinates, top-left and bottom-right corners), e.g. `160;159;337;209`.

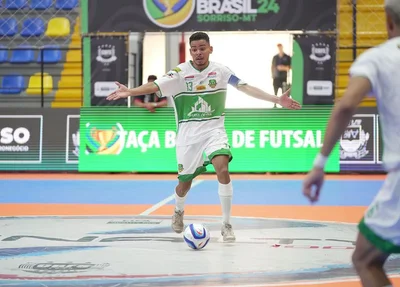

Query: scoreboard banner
78;107;340;173
84;0;337;33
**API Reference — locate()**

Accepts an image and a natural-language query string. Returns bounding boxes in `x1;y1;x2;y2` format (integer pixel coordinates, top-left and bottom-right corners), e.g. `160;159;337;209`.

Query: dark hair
147;75;157;81
189;32;210;44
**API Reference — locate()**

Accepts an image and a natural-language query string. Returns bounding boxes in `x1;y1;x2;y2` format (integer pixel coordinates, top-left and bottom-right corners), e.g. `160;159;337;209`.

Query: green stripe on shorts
358;217;400;254
178;166;207;182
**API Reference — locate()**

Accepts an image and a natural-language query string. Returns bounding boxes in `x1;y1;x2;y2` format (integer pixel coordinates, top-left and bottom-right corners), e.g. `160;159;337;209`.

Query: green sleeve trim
358;218;400;254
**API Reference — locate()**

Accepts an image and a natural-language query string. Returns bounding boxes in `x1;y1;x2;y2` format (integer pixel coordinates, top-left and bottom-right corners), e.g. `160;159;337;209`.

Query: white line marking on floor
139;179;204;216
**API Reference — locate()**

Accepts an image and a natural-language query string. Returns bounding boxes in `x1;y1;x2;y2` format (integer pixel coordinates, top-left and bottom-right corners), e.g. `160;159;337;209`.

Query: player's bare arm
106;82;159;101
302;76;372;203
237;84;301;110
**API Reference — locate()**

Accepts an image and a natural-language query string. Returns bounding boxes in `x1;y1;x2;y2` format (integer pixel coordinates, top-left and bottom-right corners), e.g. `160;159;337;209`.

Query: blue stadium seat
0;18;18;37
5;0;27;10
37;45;61;63
0;46;8;63
0;75;25;94
20;18;45;37
10;45;35;63
30;0;52;10
55;0;77;10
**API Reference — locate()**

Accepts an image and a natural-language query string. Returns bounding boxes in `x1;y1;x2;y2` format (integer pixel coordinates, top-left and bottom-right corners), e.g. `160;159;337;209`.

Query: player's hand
106;82;131;101
279;89;301;110
302;167;325;203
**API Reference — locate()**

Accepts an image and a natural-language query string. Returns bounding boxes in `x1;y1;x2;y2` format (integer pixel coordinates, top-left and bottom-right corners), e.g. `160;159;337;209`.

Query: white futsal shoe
171;209;184;233
221;222;236;242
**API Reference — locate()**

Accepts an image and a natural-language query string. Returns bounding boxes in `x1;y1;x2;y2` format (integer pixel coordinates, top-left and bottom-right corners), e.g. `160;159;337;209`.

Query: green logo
208;79;217;89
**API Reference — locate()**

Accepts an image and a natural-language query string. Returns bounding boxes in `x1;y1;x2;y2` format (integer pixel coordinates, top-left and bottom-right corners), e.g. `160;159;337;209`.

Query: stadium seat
45;17;70;37
0;46;8;63
20;18;45;37
9;45;35;63
26;72;53;95
0;18;18;37
30;0;52;10
0;75;25;94
55;0;78;10
37;45;61;63
5;0;27;10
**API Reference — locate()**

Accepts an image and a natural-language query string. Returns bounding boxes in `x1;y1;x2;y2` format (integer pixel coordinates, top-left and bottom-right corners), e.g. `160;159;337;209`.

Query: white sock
175;191;187;212
218;181;233;224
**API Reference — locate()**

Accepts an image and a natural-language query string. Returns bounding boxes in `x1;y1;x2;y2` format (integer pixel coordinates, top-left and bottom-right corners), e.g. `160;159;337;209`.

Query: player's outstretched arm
237;84;301;110
106;82;159;101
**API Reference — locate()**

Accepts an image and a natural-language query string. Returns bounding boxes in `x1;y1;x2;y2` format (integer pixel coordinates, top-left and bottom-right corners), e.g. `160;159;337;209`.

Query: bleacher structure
337;0;385;107
0;0;82;108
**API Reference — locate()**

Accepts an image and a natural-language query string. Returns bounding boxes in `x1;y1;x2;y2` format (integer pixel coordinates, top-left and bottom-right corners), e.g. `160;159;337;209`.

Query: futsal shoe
171;209;184;233
221;222;236;242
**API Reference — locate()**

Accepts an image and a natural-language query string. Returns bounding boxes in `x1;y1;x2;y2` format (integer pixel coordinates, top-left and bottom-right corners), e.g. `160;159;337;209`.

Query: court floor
0;173;399;287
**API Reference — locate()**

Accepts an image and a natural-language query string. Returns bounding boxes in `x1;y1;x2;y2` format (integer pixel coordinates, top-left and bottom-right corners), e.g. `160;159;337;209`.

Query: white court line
139;180;204;216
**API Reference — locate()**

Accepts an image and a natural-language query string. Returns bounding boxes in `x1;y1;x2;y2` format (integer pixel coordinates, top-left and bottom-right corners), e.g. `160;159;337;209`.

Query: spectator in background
134;75;167;112
271;44;291;108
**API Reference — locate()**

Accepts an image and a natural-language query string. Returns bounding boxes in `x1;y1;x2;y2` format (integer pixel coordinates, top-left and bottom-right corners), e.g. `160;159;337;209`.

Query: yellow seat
26;73;53;95
45;17;70;37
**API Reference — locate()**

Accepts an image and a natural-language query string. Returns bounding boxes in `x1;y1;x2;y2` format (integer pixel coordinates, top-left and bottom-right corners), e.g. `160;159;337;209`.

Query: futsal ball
183;223;210;250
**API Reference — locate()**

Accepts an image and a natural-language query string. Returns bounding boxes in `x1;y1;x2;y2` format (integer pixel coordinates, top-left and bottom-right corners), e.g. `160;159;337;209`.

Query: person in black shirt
271;44;291;108
134;75;168;112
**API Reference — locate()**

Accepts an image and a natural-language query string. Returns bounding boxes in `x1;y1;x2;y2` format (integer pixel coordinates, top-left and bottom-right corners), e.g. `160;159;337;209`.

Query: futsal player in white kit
107;31;301;242
302;0;400;285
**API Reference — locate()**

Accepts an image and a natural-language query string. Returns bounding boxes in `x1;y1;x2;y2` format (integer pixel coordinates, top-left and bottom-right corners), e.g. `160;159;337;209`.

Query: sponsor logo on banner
94;81;118;97
66;115;80;164
18;262;109;274
143;0;280;29
96;44;117;66
0;115;43;163
309;42;331;64
340;114;375;164
307;80;332;96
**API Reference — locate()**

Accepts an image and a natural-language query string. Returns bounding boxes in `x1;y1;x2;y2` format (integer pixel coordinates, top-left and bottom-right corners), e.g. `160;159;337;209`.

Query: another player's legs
352;232;391;287
352;169;400;286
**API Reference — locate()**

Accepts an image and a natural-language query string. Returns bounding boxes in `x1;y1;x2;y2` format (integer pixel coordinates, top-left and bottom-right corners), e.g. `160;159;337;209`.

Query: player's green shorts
176;131;232;182
358;169;400;254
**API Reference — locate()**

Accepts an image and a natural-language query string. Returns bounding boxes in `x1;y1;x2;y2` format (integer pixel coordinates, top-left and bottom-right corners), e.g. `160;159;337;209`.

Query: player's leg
352;232;391;287
352;169;400;286
171;143;207;233
204;131;235;242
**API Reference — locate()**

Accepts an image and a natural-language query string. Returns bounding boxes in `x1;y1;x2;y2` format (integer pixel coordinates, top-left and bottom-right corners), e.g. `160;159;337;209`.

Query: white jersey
349;36;400;171
154;61;246;146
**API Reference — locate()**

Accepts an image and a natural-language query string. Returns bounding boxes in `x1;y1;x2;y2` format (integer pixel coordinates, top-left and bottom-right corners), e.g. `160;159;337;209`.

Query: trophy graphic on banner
91;127;118;152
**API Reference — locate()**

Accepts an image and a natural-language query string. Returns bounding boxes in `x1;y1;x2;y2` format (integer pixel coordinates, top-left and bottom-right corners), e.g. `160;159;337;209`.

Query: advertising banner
90;36;128;107
78;107;340;173
339;107;384;172
86;0;337;33
292;34;336;106
0;108;80;171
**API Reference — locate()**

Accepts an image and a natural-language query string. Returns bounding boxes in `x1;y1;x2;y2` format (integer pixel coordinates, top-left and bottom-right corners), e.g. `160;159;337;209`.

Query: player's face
189;39;213;68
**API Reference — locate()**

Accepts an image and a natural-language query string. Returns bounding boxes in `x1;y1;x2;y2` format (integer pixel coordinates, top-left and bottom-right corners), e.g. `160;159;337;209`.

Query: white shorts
359;169;400;253
176;131;232;182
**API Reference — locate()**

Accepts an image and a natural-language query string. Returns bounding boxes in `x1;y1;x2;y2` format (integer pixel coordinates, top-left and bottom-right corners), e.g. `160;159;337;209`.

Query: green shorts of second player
176;131;232;182
358;168;400;254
